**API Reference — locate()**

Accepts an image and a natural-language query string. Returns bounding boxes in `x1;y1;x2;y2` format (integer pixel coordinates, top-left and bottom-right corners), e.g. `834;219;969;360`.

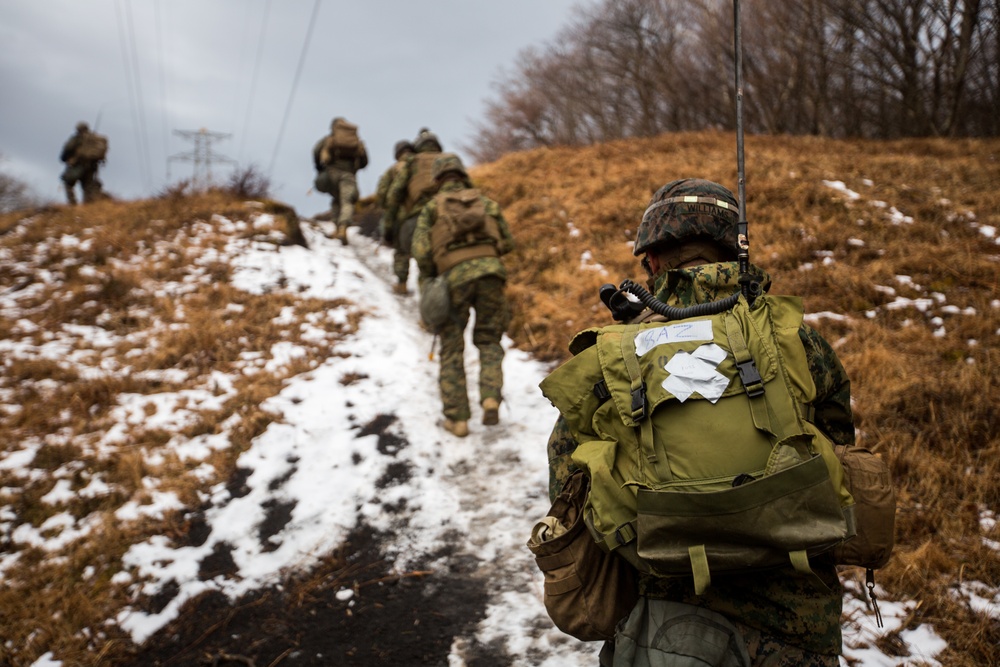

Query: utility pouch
831;445;895;568
636;453;849;593
611;598;751;667
313;170;334;194
527;471;638;641
419;273;451;333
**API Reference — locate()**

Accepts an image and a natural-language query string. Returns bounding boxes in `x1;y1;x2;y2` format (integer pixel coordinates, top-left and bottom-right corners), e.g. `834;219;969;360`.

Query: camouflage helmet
633;178;740;256
330;116;346;130
393;140;414;159
413;130;442;152
76;121;89;132
432;153;468;182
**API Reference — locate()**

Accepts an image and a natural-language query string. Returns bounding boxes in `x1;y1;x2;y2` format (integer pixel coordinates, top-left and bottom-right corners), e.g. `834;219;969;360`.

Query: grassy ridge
1;132;998;665
473;130;1000;665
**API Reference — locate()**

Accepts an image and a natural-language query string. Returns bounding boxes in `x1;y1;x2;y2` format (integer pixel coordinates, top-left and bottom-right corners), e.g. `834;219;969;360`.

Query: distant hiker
312;117;368;245
59;121;108;205
384;129;443;294
375;139;414;247
540;179;861;666
411;153;514;438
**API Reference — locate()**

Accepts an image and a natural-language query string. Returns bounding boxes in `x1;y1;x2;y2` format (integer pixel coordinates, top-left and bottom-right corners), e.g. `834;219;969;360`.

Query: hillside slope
472;130;1000;664
2;131;998;665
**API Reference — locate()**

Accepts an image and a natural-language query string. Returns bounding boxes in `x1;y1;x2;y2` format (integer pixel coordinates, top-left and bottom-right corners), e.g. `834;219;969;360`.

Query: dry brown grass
472;130;1000;665
0;192;360;665
1;133;998;664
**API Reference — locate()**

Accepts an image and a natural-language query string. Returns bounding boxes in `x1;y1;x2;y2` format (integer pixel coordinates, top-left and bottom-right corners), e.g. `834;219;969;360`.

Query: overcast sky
0;0;590;216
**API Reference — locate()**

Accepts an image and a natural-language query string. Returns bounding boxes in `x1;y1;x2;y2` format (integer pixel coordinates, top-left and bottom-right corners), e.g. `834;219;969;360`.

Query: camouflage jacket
546;261;853;656
375;160;405;210
384;147;441;224
60;131;91;166
312;136;368;174
411;180;515;289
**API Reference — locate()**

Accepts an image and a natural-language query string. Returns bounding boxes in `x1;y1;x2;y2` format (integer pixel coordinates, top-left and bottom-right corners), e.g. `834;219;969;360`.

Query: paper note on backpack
662;343;730;403
634;320;714;356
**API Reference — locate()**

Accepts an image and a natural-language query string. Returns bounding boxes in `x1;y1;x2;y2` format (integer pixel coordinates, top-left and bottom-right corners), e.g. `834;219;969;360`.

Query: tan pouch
831;445;896;568
527;471;638;641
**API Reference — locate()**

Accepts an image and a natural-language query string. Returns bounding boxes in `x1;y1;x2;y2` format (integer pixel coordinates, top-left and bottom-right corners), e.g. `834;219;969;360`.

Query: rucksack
77;132;108;161
321;119;361;163
540;295;867;594
429;188;502;273
403;152;440;216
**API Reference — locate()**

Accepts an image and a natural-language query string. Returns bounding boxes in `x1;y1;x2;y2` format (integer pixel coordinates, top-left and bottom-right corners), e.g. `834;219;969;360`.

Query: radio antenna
733;0;758;303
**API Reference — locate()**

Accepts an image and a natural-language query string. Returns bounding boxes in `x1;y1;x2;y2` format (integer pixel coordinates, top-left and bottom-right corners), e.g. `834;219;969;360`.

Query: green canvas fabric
539;294;855;591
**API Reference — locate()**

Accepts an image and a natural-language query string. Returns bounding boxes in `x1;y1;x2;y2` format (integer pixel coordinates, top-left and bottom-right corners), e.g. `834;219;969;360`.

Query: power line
238;0;272;164
114;0;149;194
154;0;171;182
267;0;322;177
123;0;153;192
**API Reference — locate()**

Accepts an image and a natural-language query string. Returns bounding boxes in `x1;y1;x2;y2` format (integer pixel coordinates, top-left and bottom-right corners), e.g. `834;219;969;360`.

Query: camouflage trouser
61;162;102;204
598;599;839;667
393;216;417;284
437;275;508;421
325;168;358;230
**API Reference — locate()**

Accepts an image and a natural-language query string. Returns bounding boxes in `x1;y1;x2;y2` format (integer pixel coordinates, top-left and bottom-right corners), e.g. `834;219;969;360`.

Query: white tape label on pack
634;320;714;357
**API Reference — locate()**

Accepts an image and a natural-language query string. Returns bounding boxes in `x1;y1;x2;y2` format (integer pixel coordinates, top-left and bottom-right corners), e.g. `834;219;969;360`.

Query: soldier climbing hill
59;121;108;205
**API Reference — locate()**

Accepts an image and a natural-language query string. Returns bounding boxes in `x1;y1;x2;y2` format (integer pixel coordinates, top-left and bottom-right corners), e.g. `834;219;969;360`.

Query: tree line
465;0;999;163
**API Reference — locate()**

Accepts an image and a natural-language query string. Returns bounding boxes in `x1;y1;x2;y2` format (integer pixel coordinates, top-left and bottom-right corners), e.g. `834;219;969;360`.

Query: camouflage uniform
60;123;106;205
412;178;515;422
385;134;442;289
312;119;368;241
548;179;852;665
375;141;413;244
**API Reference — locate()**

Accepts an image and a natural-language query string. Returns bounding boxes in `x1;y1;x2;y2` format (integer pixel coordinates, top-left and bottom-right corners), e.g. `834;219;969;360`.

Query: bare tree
464;0;998;162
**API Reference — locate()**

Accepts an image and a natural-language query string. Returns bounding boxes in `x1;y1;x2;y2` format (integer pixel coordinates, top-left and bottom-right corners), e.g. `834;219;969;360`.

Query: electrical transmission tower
168;128;236;189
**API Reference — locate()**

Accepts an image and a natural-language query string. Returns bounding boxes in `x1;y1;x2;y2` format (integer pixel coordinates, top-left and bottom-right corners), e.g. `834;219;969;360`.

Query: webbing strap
620;325;647;423
689;544;711;595
724;311;773;435
435;242;498;273
789;550;831;592
621;325;659;475
640;416;661;468
602;522;637;551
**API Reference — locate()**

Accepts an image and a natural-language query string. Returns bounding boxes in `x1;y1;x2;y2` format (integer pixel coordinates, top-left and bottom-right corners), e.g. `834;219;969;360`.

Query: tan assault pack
540;295;894;594
403;152;440;216
76;132;108;162
320;119;361;163
429;188;501;273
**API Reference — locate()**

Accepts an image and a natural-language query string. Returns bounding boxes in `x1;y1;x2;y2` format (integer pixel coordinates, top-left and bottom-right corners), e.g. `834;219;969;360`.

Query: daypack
402;152;441;217
429;188;501;273
540;295;861;594
76;132;108;162
320;119;361;163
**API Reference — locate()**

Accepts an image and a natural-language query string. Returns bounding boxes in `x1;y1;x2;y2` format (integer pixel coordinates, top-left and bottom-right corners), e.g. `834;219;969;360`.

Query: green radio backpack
540;294;857;594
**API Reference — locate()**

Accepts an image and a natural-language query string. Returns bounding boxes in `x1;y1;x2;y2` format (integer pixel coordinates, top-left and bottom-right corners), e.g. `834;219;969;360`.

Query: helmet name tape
642;196;737;223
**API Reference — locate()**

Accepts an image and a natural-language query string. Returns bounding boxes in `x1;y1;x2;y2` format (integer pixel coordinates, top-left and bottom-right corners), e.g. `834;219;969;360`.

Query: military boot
337;225;349;245
65;185;77;205
482;398;500;426
392;282;409;295
443;418;469;438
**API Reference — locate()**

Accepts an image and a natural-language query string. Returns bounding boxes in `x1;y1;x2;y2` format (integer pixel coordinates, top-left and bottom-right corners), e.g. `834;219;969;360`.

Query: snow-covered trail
110;217;929;667
114;218;599;663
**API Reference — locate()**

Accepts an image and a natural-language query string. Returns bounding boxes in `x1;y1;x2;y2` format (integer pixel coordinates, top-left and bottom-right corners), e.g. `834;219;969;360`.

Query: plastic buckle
593;380;611;404
630;382;648;421
736;359;765;397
